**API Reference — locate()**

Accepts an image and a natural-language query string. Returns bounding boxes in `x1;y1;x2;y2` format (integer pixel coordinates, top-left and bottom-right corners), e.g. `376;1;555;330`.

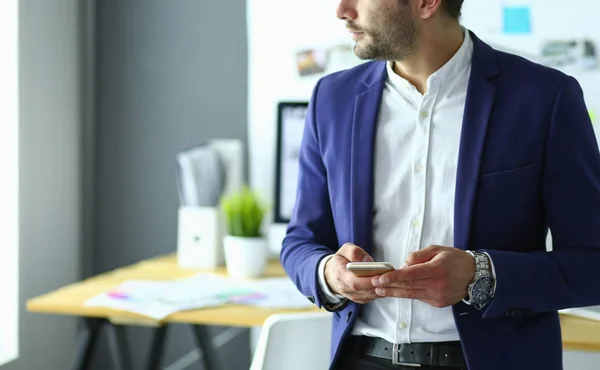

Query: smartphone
346;262;395;277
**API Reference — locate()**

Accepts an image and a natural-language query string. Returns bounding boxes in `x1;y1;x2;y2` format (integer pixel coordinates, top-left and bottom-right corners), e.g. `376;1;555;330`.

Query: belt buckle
391;343;421;367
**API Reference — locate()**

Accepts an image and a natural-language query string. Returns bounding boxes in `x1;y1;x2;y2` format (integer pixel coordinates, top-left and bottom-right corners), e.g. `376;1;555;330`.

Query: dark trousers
334;351;468;370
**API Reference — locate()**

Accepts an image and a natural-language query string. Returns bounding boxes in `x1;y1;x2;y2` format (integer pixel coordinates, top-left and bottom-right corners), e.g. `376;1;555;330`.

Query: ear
417;0;444;20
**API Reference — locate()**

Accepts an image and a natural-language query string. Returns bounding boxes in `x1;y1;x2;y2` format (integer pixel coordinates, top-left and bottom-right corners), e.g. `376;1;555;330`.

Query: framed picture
274;102;309;223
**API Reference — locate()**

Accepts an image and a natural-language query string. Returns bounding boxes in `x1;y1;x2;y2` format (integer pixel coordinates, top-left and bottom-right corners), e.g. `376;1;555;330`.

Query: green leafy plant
220;186;268;237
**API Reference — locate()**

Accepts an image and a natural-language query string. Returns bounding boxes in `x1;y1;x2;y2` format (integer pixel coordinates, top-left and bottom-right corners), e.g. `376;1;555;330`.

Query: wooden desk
27;254;600;369
560;314;600;352
27;254;318;370
28;254;319;327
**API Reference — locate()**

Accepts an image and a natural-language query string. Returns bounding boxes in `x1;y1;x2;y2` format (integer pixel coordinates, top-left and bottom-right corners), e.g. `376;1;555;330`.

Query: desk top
26;254;319;327
26;254;600;351
560;314;600;352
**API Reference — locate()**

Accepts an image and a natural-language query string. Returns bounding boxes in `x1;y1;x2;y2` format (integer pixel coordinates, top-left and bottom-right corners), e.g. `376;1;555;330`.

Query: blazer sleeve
481;75;600;318
279;79;343;311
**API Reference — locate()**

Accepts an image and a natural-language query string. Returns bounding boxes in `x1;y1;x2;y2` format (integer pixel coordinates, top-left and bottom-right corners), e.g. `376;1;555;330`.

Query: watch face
472;277;494;303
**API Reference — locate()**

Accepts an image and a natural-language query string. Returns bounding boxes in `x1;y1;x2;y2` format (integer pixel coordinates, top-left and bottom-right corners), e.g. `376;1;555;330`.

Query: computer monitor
274;102;309;224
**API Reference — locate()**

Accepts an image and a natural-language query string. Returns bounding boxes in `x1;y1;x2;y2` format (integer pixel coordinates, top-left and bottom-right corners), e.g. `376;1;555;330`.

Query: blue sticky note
503;5;532;34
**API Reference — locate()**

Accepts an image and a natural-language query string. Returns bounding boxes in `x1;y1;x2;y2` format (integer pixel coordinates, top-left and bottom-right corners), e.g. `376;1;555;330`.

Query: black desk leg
145;325;169;370
70;318;104;370
106;323;133;370
191;325;223;370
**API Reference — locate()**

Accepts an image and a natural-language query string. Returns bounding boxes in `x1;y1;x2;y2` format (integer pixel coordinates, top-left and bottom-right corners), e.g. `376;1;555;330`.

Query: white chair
249;312;333;370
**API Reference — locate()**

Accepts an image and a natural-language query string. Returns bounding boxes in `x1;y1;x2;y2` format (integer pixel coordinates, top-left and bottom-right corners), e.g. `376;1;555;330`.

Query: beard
348;5;417;61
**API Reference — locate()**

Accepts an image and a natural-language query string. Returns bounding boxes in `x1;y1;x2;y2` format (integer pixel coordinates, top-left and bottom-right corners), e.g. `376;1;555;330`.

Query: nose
336;0;358;21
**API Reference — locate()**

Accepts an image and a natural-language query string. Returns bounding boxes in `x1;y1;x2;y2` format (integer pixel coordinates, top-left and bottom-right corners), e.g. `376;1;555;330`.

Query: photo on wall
540;39;598;70
295;48;328;77
295;43;363;78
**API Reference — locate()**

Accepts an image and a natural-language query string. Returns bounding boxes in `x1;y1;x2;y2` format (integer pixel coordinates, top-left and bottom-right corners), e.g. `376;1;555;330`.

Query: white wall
0;1;85;369
0;0;20;366
247;0;351;220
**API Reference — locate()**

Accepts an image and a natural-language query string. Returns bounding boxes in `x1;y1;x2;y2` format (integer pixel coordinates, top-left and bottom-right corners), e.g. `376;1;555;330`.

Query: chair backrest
249;311;333;370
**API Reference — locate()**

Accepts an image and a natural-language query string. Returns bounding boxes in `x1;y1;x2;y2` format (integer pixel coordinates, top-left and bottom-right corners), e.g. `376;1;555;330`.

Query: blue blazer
281;30;600;370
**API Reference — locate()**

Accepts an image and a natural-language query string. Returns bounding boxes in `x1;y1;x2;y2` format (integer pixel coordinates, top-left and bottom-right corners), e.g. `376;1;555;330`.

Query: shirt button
420;111;429;119
415;164;424;172
399;321;408;329
412;219;421;227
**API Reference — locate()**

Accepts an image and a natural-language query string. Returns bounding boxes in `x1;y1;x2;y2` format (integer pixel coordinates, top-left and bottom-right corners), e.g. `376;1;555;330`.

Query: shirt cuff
317;254;345;303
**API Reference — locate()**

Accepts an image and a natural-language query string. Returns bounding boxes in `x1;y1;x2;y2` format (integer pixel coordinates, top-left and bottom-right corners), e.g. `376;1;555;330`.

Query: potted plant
220;186;269;279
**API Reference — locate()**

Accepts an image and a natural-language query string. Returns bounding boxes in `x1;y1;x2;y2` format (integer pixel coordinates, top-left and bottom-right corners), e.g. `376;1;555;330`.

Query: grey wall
2;0;85;369
94;0;249;369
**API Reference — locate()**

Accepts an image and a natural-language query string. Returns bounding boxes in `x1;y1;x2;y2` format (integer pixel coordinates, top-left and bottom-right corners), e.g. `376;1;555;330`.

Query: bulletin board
460;0;600;139
247;0;600;221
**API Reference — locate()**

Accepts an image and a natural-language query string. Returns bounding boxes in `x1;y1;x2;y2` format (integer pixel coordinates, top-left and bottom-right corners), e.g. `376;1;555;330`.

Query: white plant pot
223;235;268;279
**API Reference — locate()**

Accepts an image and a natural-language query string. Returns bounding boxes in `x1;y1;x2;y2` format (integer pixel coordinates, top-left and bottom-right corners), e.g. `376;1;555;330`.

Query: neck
393;24;464;94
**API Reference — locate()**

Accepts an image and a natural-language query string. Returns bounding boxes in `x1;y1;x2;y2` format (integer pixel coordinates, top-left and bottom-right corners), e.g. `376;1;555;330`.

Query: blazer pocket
479;162;538;192
481;162;536;177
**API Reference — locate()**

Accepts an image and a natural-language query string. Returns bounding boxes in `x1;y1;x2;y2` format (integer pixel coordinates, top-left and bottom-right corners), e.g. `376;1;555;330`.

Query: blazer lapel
454;32;500;250
350;62;387;253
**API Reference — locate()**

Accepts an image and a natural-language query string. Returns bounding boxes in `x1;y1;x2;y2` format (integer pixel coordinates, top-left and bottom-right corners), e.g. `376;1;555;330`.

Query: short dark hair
443;0;464;19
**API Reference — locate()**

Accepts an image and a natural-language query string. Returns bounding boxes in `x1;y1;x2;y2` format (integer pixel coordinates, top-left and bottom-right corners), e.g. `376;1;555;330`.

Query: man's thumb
339;242;374;262
405;245;439;266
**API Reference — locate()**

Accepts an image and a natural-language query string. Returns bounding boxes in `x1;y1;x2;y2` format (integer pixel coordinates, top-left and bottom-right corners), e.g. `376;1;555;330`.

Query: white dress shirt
318;29;474;344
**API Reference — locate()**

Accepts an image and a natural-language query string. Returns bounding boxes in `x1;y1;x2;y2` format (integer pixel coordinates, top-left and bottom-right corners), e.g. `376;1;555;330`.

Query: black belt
346;336;466;368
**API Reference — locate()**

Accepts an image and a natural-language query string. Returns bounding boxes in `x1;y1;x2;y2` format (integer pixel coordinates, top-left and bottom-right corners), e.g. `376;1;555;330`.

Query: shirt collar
386;27;473;93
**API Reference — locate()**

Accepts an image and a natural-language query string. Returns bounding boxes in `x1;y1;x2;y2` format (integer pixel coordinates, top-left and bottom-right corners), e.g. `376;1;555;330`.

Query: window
0;0;19;365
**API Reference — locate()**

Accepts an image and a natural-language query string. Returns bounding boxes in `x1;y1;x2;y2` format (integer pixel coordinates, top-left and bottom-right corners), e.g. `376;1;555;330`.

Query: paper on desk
560;306;600;322
236;278;316;308
85;274;313;320
85;274;235;320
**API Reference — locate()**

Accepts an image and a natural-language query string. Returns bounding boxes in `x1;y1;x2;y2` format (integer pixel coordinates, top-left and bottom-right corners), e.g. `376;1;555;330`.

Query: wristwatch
462;250;495;310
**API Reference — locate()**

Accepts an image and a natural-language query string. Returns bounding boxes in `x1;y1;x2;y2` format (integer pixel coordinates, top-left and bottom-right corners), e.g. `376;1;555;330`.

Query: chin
353;45;370;60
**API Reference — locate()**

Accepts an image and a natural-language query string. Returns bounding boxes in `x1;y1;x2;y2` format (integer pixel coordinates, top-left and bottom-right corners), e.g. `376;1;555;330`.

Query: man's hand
372;245;475;308
324;243;379;304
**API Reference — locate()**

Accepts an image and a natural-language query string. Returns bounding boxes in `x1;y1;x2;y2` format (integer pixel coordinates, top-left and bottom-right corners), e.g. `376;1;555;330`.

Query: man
281;0;600;369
